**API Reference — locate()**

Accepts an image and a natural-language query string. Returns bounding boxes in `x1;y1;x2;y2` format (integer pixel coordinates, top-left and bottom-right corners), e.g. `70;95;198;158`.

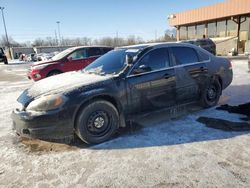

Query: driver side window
132;48;170;75
68;49;87;60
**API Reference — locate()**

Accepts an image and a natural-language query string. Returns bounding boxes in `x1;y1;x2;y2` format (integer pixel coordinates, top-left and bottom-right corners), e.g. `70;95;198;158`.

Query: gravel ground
0;60;249;188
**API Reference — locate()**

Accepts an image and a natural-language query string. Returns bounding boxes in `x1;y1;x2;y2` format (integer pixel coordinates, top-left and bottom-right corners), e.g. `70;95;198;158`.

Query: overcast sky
0;0;225;42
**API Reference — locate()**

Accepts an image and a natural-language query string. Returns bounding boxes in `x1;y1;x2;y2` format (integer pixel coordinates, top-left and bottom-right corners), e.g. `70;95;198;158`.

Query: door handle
164;74;171;79
200;67;207;71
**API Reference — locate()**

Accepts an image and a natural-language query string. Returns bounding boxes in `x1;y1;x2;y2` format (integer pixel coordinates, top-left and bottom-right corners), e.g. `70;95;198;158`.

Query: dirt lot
0;59;250;188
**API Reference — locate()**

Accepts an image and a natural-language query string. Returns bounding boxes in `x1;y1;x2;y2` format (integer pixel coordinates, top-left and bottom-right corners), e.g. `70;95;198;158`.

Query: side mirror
133;64;152;74
126;54;133;64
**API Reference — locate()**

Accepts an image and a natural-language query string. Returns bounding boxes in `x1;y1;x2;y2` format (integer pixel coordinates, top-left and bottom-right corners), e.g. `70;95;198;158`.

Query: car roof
68;45;113;51
117;42;200;51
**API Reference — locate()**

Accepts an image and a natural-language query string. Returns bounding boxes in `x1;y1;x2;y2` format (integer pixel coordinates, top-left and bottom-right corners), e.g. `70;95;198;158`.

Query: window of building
216;20;226;37
188;26;196;39
227;19;237;37
208;22;216;38
180;26;187;40
240;16;250;40
196;24;205;39
171;47;199;65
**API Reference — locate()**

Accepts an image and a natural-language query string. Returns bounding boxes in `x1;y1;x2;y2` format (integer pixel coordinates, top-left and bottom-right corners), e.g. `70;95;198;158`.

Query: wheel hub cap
94;117;105;128
207;88;216;99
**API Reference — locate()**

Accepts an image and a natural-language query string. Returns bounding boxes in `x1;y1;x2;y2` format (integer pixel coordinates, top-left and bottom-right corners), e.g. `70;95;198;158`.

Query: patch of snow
27;71;112;98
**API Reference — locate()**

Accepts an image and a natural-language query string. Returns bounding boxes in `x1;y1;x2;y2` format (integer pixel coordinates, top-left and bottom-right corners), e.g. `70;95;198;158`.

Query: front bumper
27;69;43;81
11;108;74;140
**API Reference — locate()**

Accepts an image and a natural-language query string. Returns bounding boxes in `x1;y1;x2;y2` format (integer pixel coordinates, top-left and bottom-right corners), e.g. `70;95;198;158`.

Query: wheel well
73;95;120;129
46;69;62;77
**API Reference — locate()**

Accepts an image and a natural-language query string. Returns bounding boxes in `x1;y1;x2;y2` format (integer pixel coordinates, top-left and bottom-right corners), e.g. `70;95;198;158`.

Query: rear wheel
76;100;119;144
47;70;62;77
200;78;222;108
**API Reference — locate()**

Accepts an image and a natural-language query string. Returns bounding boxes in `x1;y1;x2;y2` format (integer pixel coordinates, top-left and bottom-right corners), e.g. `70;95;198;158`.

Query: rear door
64;48;89;71
127;47;176;113
170;46;208;103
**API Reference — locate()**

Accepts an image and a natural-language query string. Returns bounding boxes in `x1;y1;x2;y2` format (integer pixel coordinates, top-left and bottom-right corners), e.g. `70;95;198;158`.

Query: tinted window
199;50;210;61
84;49;127;75
134;48;170;73
68;49;87;60
171;47;199;65
88;47;102;57
0;48;3;54
197;40;208;46
102;48;113;54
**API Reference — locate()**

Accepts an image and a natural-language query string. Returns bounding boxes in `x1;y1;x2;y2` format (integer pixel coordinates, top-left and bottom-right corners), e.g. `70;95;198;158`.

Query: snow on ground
8;59;32;65
0;60;249;187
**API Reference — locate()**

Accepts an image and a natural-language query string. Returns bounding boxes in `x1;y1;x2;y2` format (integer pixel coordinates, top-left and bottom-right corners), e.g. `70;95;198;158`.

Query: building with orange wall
169;0;250;55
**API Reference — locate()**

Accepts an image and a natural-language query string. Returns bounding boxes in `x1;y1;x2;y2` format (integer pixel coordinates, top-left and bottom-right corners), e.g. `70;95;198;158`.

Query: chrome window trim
126;60;210;78
126;45;211;78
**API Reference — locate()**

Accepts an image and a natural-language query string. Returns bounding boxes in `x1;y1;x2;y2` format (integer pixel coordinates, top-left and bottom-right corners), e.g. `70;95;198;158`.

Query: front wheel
200;78;222;108
76;100;119;144
46;70;61;77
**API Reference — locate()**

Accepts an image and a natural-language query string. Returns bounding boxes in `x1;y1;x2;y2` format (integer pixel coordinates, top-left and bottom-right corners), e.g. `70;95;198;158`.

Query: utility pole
54;30;58;46
155;30;158;42
56;21;61;46
116;31;119;46
0;6;11;59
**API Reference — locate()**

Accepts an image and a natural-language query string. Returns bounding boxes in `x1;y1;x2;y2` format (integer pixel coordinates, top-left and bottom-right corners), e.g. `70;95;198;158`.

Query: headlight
32;64;48;70
26;95;67;111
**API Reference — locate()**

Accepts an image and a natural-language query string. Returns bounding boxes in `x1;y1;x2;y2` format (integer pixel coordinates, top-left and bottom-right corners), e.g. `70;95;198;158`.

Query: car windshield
83;49;138;75
51;48;74;61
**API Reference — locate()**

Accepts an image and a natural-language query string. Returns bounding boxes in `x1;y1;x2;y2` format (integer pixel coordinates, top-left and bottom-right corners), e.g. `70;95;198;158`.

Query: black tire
76;100;119;144
200;78;222;108
47;70;62;77
3;57;8;64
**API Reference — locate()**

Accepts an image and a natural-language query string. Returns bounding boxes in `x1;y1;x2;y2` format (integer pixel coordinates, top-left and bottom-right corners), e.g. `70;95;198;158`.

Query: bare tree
0;35;22;47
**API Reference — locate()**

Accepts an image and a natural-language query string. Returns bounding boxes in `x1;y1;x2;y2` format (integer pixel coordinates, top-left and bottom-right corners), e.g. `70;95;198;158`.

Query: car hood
32;60;57;66
26;71;113;99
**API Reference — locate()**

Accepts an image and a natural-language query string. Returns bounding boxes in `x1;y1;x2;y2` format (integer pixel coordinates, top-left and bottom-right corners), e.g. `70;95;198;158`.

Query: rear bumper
222;69;233;89
11;109;74;140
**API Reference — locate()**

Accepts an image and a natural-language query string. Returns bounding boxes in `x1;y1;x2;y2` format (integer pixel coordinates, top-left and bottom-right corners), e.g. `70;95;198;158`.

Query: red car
27;46;113;81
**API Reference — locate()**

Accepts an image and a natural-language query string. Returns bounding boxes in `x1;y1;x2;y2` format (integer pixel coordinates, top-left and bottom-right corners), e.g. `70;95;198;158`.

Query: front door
127;47;176;114
64;48;90;71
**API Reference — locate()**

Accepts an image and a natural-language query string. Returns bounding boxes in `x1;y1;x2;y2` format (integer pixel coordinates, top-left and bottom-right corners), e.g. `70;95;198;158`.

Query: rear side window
199;50;210;61
197;40;208;46
88;48;102;57
102;48;113;54
171;47;199;65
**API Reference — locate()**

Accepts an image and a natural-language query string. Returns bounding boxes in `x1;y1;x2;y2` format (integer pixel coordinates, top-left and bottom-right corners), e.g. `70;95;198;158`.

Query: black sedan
0;47;8;64
12;43;233;144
